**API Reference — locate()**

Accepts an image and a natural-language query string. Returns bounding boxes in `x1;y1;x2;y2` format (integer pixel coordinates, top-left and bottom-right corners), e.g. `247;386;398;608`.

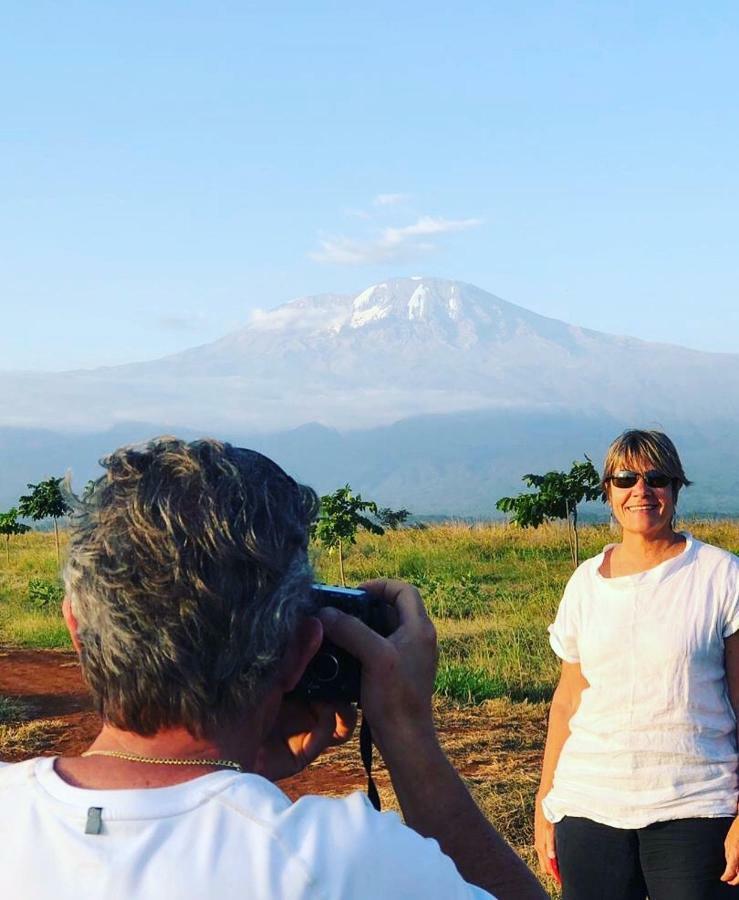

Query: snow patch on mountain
350;285;392;327
408;283;428;320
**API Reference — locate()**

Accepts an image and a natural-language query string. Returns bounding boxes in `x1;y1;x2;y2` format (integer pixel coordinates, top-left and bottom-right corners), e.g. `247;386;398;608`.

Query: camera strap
359;716;381;811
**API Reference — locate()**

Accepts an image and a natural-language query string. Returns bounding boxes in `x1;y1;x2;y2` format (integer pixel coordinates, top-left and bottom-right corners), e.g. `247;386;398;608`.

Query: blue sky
2;1;738;370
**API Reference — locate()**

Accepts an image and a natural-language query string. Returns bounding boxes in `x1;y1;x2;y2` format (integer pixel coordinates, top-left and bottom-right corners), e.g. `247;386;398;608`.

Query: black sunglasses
607;470;673;489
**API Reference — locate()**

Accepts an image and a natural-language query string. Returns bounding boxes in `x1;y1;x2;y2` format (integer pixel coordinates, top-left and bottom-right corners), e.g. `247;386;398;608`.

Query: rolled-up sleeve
721;555;739;639
548;579;581;663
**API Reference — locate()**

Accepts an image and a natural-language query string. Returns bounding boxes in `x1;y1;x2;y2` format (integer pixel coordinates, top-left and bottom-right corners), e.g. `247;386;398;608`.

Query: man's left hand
254;696;357;782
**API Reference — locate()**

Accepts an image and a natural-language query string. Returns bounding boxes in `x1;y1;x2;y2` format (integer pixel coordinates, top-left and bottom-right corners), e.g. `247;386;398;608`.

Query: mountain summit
2;277;738;432
171;277;589;365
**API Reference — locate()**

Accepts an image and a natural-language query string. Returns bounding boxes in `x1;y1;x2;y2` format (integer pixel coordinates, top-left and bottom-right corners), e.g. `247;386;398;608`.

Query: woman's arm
721;631;739;886
534;660;588;881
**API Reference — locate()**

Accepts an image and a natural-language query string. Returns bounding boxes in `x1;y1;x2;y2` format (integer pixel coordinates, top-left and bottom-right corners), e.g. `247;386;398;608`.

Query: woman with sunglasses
534;429;739;899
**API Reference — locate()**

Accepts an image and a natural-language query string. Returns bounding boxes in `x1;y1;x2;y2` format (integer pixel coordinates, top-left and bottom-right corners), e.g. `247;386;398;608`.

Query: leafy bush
26;578;64;611
414;572;487;619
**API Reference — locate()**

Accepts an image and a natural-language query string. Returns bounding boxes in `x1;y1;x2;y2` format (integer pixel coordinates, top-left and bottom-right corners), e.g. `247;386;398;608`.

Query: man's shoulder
0;758;41;813
282;790;388;836
269;791;491;897
211;778;381;838
0;758;37;786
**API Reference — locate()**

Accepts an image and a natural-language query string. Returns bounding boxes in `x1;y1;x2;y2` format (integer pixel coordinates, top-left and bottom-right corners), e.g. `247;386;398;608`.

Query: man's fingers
331;702;357;743
360;578;428;629
299;703;340;766
318;607;390;667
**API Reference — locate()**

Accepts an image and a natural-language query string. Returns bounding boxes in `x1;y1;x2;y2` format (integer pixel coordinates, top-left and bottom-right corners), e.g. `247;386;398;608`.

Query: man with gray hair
0;437;545;899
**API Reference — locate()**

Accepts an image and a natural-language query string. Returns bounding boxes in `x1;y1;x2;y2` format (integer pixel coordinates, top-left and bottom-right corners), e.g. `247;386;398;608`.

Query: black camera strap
359;716;381;811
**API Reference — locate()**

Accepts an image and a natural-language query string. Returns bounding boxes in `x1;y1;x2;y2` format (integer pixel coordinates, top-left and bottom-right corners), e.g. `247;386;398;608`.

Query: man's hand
318;578;438;760
320;579;547;899
254;695;357;782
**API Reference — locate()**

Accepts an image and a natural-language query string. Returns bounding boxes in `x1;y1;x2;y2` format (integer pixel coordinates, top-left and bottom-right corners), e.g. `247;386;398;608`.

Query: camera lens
312;652;340;683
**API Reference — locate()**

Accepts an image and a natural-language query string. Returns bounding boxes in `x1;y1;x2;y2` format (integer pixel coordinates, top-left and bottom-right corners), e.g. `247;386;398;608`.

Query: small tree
0;508;30;565
312;485;385;586
376;507;412;530
496;458;601;568
18;477;71;565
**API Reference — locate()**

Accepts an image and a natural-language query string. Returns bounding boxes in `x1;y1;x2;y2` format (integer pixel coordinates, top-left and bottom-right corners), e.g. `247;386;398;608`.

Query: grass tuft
0;718;66;758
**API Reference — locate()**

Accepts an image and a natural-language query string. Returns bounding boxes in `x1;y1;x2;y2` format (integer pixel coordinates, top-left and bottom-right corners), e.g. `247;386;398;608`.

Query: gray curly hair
63;436;319;737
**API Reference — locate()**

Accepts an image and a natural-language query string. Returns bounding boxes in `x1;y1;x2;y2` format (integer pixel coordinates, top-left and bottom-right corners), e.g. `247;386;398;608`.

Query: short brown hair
64;437;319;737
602;429;692;500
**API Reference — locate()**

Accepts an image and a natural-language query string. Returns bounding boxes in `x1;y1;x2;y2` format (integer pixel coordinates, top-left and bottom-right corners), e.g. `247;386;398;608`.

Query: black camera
293;584;390;703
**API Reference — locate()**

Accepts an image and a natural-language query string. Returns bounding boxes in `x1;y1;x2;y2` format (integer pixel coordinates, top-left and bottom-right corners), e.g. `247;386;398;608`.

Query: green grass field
2;519;738;891
7;520;738;672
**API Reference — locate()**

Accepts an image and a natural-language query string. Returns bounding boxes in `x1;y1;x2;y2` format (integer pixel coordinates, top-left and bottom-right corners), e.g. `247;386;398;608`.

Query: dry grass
0;694;66;759
0;718;66;759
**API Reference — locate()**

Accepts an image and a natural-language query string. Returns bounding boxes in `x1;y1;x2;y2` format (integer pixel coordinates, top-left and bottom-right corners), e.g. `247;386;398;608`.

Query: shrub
415;572;487;619
26;578;64;612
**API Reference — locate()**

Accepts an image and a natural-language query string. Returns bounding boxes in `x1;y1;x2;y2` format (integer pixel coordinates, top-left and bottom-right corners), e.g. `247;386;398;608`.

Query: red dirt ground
0;648;381;800
0;648;547;810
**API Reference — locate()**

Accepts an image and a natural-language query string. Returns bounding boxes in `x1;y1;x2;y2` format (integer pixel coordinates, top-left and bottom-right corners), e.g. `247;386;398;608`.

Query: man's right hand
317;578;439;760
321;579;548;899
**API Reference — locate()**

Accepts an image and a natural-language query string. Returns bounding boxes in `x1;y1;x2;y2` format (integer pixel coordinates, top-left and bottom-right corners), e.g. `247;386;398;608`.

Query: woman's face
606;458;676;540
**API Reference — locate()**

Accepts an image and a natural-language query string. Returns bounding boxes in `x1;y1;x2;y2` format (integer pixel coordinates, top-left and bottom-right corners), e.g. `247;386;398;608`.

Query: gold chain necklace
81;750;244;772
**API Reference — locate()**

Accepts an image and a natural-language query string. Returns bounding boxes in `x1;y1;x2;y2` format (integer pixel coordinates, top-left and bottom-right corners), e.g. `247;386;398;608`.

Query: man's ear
62;596;82;654
278;616;323;693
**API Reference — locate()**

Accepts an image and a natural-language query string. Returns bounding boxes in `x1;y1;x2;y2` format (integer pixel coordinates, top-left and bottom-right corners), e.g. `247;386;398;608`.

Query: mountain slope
1;277;738;432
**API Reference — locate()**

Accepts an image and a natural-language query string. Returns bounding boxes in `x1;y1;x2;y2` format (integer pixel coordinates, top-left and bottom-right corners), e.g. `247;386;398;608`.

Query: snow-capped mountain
2;277;738;432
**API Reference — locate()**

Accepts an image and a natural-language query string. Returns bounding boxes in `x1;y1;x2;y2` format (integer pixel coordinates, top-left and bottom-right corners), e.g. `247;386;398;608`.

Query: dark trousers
555;816;735;900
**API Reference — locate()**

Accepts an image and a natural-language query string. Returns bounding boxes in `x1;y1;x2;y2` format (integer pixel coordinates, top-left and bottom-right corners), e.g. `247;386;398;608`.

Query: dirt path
0;648;546;808
0;649;387;800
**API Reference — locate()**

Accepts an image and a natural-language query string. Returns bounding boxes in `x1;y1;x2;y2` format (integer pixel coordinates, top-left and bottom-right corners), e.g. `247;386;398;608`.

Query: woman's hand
721;815;739;885
254;695;357;783
534;795;560;885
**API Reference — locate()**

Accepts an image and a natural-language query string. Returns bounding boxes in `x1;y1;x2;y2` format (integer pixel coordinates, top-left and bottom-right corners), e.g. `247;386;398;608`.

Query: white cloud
372;193;410;207
247;304;347;332
385;215;483;241
310;215;484;266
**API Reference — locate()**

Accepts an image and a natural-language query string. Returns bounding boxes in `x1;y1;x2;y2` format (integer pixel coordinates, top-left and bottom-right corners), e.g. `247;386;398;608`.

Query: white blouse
543;534;739;829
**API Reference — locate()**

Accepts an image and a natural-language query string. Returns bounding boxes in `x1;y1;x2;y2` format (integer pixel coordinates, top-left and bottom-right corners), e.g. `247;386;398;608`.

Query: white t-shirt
543;534;739;829
0;756;494;899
